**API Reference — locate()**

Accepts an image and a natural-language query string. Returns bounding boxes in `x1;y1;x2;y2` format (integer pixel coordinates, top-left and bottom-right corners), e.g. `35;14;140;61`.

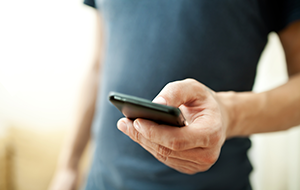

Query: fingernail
153;96;167;105
118;121;127;132
133;121;140;131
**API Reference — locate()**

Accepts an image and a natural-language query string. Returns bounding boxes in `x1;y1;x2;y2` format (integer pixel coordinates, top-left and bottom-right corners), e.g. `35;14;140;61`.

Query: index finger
152;79;210;107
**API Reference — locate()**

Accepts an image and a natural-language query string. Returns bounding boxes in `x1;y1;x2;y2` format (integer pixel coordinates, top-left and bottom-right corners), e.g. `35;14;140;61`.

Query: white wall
0;0;96;131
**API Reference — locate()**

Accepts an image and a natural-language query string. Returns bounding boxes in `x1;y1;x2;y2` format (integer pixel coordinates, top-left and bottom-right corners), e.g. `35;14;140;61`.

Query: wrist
216;91;238;138
217;91;267;138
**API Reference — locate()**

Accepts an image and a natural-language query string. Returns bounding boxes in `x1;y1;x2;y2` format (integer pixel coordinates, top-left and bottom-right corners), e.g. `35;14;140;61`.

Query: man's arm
225;20;300;137
117;21;300;175
48;9;103;190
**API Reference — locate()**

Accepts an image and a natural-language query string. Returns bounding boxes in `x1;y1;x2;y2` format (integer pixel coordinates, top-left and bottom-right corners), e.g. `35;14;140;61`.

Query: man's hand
117;79;232;174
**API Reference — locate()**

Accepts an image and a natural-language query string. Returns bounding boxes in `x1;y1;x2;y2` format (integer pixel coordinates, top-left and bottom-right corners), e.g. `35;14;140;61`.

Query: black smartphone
109;92;185;127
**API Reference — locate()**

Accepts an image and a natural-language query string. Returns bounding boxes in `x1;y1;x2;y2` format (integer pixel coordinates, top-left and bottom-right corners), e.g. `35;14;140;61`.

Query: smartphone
109;92;185;127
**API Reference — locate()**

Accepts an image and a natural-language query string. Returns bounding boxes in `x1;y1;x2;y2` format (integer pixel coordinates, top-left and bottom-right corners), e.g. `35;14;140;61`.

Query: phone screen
109;92;185;127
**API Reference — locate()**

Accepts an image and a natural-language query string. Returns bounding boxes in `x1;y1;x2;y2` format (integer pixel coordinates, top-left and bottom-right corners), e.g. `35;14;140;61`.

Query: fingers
152;79;209;107
118;118;219;162
133;119;198;150
132;118;222;150
117;118;217;173
118;118;194;152
137;131;219;168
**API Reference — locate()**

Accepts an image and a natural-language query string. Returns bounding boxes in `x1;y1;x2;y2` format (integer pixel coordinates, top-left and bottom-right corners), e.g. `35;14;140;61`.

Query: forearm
57;104;95;170
57;68;99;170
56;10;103;170
220;73;300;138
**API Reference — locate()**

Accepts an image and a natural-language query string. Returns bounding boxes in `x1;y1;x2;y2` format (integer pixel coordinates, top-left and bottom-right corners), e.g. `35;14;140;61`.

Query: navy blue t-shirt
83;0;300;189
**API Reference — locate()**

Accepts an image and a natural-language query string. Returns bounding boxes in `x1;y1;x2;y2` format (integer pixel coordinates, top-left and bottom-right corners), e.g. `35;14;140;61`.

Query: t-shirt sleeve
83;0;97;8
260;0;300;32
277;0;300;31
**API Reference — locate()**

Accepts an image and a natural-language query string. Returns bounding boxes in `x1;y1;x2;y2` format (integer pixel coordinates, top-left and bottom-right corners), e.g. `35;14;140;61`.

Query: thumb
153;79;207;108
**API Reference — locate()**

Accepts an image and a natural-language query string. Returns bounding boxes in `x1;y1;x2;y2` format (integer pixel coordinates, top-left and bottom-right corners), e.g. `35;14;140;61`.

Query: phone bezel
109;92;185;127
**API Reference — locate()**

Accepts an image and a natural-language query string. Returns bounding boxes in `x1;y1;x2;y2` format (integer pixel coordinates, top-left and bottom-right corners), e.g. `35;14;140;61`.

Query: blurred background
0;0;299;190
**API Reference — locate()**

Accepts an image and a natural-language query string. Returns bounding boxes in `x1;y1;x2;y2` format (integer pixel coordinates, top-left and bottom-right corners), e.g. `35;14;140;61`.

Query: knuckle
166;81;183;96
184;78;201;88
157;145;172;157
168;139;185;151
133;129;141;143
164;82;175;92
184;78;196;83
156;153;168;162
144;123;154;140
166;81;178;88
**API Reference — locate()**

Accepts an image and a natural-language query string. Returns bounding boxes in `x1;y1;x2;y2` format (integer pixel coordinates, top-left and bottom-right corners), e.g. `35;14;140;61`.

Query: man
49;0;300;189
